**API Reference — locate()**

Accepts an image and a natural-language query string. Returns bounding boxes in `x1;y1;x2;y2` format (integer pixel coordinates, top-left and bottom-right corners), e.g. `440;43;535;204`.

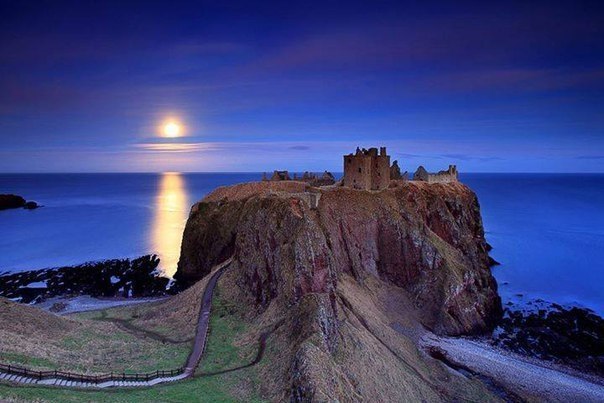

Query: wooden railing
0;363;185;384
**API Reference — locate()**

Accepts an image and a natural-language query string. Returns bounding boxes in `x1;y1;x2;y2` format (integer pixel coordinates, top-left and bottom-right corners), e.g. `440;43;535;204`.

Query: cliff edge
176;180;503;401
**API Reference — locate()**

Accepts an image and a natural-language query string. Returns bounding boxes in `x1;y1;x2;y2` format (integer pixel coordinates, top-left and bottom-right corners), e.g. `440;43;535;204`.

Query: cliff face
176;180;502;400
177;180;500;335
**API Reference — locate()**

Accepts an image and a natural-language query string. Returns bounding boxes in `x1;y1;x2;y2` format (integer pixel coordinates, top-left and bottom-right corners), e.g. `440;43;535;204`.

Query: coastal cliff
176;180;503;400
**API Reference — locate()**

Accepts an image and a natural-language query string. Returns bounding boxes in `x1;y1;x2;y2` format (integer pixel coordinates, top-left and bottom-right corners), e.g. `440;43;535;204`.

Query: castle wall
413;165;458;183
343;155;369;189
343;148;391;190
424;174;457;183
371;155;391;190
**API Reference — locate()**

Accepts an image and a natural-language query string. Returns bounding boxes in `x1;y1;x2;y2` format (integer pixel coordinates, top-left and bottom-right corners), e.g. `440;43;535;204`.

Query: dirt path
421;333;604;402
200;319;284;377
183;259;230;373
93;310;193;345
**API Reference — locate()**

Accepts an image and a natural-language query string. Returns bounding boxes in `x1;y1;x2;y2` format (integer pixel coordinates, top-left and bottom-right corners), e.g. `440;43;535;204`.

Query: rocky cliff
176;180;503;401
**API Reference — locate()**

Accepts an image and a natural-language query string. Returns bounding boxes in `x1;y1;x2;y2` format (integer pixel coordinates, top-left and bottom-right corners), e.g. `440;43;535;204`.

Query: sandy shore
421;333;604;402
35;295;167;315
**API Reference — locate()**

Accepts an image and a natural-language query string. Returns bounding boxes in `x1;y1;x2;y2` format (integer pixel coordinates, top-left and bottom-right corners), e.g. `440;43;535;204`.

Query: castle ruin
413;165;458;183
262;170;335;187
263;147;459;192
343;147;391;190
270;170;291;181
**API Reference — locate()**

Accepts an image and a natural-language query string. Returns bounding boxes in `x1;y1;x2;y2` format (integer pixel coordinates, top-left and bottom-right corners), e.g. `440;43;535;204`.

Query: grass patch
198;285;253;374
1;317;191;375
0;352;58;371
0;283;266;402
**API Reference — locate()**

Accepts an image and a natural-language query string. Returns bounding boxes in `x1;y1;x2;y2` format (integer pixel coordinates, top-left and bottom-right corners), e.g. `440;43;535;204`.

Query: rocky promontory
0;194;39;210
175;180;504;400
177;180;501;335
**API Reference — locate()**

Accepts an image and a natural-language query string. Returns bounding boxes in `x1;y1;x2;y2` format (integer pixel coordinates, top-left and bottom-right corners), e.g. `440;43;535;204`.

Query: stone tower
343;147;391;190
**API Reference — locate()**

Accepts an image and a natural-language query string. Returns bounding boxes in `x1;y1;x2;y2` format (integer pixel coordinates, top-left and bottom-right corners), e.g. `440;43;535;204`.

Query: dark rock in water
0;194;26;210
493;304;604;376
0;194;41;210
488;256;500;266
23;201;39;209
0;255;170;303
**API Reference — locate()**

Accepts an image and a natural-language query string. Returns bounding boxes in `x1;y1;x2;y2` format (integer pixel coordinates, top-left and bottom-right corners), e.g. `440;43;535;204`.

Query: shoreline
420;333;604;402
0;255;170;303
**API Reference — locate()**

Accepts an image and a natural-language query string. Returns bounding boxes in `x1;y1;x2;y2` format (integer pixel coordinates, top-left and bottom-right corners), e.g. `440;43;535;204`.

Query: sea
1;173;602;315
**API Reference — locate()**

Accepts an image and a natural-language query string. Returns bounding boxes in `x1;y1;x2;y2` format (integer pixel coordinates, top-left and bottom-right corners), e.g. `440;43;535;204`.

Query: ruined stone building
413;165;458;183
389;160;408;180
294;171;336;186
269;170;291;181
262;170;335;187
263;148;458;191
343;147;391;190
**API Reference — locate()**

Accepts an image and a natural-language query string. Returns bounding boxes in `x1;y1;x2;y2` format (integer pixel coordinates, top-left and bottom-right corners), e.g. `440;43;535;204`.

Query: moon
162;121;182;138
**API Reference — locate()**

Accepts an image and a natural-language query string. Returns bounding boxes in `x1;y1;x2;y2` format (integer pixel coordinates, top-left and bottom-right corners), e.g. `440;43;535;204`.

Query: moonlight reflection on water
151;172;189;277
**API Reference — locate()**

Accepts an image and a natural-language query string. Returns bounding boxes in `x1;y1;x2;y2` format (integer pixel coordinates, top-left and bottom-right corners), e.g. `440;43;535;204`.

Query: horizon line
1;171;604;175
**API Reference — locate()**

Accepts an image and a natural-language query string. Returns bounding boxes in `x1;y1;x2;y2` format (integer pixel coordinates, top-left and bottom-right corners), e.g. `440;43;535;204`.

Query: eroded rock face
176;180;501;336
177;180;503;400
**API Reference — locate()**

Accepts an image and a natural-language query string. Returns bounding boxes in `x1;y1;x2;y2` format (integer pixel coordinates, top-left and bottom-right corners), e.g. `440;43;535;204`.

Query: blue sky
1;0;603;172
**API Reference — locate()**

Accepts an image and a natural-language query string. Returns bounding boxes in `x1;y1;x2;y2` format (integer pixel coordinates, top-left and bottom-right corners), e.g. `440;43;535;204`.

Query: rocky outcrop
0;194;39;210
177;180;501;335
176;180;502;400
495;304;604;376
0;194;26;210
0;255;169;303
24;201;39;209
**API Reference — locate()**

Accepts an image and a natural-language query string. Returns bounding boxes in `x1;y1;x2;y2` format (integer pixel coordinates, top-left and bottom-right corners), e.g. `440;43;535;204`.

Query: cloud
440;153;503;162
133;143;214;153
415;68;604;94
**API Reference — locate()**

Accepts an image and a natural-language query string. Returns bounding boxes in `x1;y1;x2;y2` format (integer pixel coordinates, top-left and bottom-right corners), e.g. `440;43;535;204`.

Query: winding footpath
0;258;232;389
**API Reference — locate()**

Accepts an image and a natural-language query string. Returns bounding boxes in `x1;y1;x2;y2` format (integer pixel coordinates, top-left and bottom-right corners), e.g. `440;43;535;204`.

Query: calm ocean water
1;173;602;314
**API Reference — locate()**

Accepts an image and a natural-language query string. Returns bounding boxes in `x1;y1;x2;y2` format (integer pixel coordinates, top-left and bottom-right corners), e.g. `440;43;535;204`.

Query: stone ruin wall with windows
343;147;391;190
